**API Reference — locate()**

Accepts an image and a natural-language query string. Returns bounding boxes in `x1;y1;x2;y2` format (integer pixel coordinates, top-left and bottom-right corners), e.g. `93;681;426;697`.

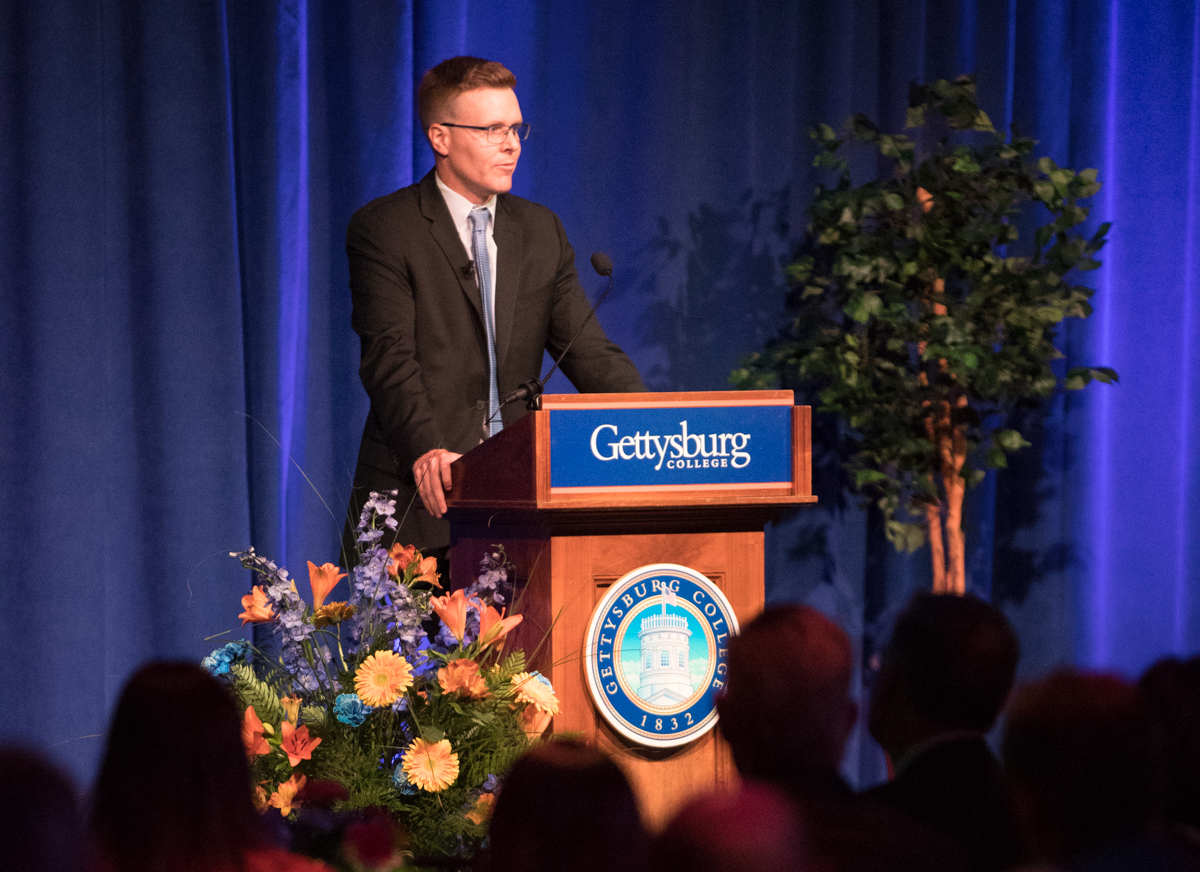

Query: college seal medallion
583;563;739;748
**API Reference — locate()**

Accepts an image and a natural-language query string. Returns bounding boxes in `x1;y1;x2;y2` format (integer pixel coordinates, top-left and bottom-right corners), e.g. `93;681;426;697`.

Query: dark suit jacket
345;170;645;552
866;736;1027;872
773;768;967;872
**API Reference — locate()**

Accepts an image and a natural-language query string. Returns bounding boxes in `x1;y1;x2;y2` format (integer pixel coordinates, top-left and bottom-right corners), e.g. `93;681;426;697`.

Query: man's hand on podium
413;448;462;518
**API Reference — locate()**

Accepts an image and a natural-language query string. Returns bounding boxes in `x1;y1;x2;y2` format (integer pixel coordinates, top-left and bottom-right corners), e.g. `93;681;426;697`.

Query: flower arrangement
204;493;557;859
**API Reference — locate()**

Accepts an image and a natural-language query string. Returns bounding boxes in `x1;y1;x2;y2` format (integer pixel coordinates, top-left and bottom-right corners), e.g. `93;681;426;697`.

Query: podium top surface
447;391;816;517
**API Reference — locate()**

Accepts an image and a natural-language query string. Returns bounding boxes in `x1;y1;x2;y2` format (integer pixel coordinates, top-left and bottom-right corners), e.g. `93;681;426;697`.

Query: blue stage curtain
2;0;1198;789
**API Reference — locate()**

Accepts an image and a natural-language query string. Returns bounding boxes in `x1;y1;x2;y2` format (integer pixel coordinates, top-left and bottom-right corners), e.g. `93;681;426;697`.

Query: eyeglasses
438;122;531;144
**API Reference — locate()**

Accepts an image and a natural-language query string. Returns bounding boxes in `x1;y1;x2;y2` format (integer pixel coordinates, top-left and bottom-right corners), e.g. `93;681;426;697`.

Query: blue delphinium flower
334;693;371;727
530;671;553;690
481;773;501;794
465;549;510;605
202;640;251;676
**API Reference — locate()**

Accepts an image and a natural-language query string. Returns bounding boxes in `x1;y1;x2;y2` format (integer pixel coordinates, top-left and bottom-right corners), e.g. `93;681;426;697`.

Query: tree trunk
922;278;967;595
925;399;967;595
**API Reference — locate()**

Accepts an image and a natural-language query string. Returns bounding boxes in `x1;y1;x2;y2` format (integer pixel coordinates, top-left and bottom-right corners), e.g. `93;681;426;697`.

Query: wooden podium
446;390;815;827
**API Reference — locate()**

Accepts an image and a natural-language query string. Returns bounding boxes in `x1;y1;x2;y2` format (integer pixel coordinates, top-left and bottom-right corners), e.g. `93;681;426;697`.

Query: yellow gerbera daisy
512;672;560;715
402;737;459;792
354;650;414;706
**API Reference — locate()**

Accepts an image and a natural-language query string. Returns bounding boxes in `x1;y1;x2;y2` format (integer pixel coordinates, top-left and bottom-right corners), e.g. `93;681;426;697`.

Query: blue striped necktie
469;207;502;437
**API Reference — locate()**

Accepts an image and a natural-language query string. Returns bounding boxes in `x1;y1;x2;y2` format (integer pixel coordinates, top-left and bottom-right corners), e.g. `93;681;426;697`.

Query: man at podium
343;56;644;558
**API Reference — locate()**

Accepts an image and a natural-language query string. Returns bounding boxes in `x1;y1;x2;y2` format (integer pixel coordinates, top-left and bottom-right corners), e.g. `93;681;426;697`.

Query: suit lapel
417;171;483;321
493;195;522;368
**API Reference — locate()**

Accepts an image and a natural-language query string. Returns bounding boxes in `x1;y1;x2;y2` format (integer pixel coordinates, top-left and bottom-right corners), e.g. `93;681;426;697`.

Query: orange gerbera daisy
353;650;414;706
313;601;355;629
512;672;560;715
307;561;346;609
401;738;459;792
239;586;274;624
268;773;306;816
438;659;489;699
280;721;322;767
242;706;270;758
478;603;522;651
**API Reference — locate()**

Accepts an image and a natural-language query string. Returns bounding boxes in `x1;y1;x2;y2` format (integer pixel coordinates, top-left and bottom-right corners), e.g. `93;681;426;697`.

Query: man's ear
427;124;450;158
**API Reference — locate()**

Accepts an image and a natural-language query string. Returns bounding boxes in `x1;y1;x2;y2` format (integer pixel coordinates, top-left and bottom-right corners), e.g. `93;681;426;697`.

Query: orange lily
430;589;476;644
916;186;935;213
239;586;274;625
438;658;490;699
279;695;301;725
242;707;270;758
414;555;442;588
268;774;306;816
388;543;418;577
465;792;496;825
521;705;553;737
478;603;523;651
306;561;346;609
280;721;322;767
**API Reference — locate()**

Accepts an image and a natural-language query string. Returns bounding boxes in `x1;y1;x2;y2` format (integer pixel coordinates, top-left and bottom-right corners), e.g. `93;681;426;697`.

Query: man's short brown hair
417;56;517;134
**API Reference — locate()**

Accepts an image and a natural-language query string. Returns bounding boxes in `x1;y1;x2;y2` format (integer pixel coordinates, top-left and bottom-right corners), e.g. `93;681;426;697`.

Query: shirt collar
435;172;497;233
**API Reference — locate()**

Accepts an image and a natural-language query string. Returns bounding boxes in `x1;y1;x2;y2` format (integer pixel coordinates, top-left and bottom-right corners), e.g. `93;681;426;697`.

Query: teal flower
334;693;371;727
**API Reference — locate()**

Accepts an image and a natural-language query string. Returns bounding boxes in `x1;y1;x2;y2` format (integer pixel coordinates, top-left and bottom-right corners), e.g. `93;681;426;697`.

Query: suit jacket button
474;399;486;410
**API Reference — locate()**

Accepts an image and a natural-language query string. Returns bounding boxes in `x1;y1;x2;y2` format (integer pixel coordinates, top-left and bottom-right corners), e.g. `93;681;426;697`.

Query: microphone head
590;252;614;277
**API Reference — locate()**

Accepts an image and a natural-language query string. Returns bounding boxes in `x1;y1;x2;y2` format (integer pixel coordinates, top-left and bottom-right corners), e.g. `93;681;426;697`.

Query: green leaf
885;520;926;552
1066;366;1119;389
906;106;926;128
846;292;883;323
854;469;891;488
993;429;1031;452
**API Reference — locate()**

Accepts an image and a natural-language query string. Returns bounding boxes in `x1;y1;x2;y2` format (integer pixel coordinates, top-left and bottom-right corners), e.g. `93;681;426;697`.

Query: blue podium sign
548;404;792;491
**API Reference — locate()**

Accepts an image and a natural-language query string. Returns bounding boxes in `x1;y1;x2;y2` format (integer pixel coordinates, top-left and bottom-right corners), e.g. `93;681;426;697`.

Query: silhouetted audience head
1139;655;1200;834
89;661;265;872
653;782;815;872
487;740;648;872
1002;669;1161;864
869;592;1018;758
0;746;84;872
717;605;856;780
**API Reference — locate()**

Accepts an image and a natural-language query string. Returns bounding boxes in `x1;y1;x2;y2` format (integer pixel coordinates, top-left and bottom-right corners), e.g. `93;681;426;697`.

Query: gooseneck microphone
496;252;617;414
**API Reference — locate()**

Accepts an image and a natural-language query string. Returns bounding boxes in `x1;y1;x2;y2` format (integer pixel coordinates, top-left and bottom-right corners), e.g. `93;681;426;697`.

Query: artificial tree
733;77;1116;594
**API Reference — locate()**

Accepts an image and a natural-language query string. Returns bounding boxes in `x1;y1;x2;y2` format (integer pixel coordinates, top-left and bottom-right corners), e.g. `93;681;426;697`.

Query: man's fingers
413;450;461;519
439;453;460;489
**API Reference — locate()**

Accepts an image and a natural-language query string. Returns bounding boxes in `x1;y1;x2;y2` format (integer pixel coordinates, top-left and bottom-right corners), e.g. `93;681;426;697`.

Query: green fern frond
229;662;285;723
